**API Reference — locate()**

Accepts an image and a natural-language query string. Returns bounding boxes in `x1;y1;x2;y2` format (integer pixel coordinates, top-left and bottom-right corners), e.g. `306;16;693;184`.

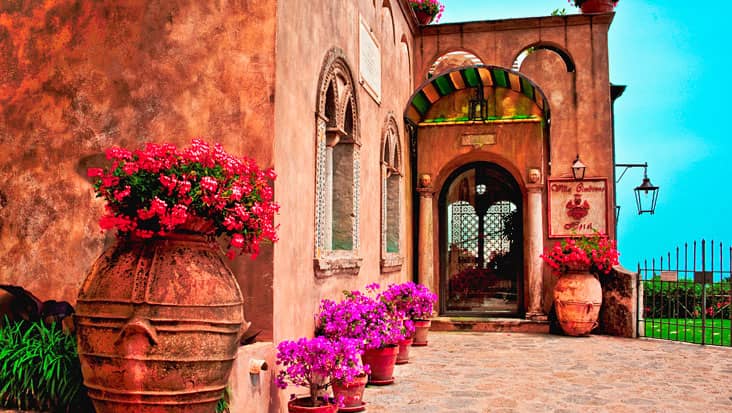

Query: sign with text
548;178;609;238
359;17;381;103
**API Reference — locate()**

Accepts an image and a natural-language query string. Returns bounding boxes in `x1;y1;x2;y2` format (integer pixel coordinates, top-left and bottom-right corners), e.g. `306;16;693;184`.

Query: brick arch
511;42;576;72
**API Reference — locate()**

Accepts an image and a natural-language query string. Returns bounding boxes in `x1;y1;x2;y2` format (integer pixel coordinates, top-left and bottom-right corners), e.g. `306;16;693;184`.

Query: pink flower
87;168;103;178
230;233;245;249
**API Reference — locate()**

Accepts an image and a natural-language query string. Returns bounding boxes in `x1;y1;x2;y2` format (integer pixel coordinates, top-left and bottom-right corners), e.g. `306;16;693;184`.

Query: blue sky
440;1;731;269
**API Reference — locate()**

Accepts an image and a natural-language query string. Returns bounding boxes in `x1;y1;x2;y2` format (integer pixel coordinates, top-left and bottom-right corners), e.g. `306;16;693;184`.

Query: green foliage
644;319;731;346
216;386;231;413
0;318;90;412
551;8;567;15
643;276;731;319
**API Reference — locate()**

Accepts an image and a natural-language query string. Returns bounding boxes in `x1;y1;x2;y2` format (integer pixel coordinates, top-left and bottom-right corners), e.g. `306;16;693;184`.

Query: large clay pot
412;319;431;346
75;232;244;413
579;0;617;14
332;374;367;412
361;345;398;385
287;397;338;413
395;337;413;365
553;270;602;336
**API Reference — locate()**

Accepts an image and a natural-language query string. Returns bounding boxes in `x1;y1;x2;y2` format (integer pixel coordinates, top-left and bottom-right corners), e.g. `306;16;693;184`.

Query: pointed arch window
380;115;403;273
314;49;362;277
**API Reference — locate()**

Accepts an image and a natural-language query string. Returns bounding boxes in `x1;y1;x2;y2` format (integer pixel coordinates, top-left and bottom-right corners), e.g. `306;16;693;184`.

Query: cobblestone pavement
362;332;732;413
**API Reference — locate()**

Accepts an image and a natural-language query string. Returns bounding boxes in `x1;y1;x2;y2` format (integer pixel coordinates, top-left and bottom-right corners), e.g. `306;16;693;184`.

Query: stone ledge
430;317;550;334
380;254;403;273
314;253;363;278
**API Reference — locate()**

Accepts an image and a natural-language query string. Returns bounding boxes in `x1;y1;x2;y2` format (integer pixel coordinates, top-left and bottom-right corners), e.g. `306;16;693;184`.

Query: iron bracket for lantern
615;162;660;215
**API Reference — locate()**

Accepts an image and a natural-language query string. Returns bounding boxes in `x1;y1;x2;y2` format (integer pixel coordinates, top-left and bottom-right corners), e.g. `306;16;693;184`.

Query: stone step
430;316;550;334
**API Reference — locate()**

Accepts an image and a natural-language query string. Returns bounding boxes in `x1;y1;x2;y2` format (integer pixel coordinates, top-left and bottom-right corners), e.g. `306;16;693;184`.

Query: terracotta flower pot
361;345;398;385
75;232;244;413
579;0;617;14
287;397;339;413
395;337;413;364
411;319;431;346
413;9;435;25
553;269;602;336
332;374;367;412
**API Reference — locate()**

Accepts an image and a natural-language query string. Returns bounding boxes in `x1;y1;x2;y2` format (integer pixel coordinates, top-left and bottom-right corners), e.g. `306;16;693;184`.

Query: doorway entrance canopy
405;65;550;125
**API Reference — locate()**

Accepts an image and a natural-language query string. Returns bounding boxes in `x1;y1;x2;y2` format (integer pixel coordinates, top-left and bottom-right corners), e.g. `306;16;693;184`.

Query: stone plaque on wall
548;178;609;238
359;16;381;103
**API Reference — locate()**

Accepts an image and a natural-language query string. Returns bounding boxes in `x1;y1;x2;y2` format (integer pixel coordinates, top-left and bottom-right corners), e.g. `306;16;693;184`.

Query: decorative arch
511;42;576;72
314;48;362;277
404;65;550;124
380;113;403;272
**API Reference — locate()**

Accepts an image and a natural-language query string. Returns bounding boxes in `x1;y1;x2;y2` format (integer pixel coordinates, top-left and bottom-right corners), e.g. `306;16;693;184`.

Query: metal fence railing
637;239;731;347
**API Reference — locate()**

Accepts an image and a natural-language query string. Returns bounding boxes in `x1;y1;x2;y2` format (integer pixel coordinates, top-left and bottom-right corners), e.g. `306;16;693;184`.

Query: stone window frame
380;114;403;273
313;48;362;278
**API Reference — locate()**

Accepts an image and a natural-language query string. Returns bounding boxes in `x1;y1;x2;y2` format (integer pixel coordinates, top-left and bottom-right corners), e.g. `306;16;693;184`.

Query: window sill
380;254;403;273
314;252;363;278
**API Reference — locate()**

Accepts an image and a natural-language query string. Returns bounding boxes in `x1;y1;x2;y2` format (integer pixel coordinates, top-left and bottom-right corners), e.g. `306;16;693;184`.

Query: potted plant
316;285;406;385
378;282;437;354
0;318;92;412
568;0;618;14
541;233;619;336
275;336;364;413
79;139;278;412
409;0;445;25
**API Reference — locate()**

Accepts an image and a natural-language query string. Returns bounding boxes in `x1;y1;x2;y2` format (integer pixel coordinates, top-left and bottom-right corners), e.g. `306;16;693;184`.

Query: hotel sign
548;178;609;238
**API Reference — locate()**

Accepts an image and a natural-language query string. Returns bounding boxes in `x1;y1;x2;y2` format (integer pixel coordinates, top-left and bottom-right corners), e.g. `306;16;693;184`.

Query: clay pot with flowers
569;0;618;14
275;336;364;413
78;139;278;412
409;0;445;25
316;284;406;388
378;282;437;353
541;233;619;336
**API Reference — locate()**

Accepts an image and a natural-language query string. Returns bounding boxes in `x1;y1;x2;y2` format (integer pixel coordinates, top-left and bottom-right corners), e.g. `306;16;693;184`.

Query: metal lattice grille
449;201;515;267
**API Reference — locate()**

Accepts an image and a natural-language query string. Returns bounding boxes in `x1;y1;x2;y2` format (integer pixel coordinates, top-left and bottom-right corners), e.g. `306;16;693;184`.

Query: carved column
526;183;547;321
417;180;435;295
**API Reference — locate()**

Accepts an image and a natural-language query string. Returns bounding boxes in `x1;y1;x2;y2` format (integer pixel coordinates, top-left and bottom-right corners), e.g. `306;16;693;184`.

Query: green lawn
644;318;731;346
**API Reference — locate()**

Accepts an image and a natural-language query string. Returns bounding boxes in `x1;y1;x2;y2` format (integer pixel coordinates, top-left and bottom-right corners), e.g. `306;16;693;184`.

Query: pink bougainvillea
88;139;279;259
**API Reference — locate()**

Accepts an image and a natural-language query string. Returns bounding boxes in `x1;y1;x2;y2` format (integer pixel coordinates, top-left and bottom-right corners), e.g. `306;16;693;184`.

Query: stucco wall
272;0;416;342
0;0;277;333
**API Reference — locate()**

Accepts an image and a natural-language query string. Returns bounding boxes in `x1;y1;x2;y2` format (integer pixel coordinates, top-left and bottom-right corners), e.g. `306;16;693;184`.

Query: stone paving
362;332;732;413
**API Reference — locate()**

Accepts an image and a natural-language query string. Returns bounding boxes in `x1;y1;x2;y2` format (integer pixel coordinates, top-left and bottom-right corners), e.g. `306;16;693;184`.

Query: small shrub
0;318;91;412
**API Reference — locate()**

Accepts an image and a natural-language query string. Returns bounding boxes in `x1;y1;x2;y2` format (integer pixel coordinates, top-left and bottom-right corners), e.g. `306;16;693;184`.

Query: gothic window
314;49;362;277
380;114;403;273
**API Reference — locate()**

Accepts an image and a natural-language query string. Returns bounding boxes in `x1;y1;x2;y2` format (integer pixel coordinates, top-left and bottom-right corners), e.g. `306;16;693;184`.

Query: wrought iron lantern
616;162;660;215
571;154;586;180
633;173;659;215
468;86;488;121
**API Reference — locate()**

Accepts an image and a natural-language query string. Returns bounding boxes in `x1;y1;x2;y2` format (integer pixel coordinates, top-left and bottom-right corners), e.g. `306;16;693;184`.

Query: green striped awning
405;65;549;123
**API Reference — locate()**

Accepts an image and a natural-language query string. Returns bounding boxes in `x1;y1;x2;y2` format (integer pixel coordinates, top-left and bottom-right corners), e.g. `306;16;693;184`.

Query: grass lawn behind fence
644;318;731;346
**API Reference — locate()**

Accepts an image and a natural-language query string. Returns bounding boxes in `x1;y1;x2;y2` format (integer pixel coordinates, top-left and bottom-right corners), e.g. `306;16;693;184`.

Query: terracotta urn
75;231;244;412
553;269;602;336
579;0;617;14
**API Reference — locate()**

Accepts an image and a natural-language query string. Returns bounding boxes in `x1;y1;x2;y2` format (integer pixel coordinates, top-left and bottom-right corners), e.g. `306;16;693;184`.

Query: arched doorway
439;162;523;316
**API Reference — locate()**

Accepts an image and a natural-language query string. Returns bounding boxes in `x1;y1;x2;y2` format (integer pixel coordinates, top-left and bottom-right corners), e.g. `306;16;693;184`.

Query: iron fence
637;239;732;347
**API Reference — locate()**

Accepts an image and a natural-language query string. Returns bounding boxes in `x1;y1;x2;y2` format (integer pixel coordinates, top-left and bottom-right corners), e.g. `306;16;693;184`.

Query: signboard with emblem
548;178;609;238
